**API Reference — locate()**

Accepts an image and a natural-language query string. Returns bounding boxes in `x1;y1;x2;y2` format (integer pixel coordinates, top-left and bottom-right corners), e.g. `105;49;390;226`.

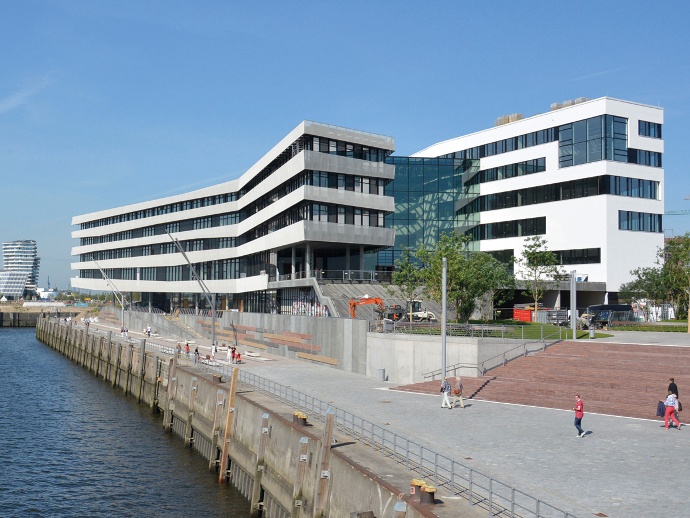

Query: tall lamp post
166;231;216;348
94;261;126;329
441;257;447;380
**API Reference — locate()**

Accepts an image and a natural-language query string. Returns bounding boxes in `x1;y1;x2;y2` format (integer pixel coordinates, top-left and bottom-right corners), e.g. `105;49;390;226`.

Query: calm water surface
0;328;250;517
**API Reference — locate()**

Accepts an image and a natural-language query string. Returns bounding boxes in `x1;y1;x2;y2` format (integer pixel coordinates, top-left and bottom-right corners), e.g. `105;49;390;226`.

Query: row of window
628;148;662;167
467;157;546;187
639;120;662;139
80;252;271;282
80;237;238;262
309;170;386;194
618;211;663;233
460;175;659;214
80;134;391;230
468;217;546;241
80;170;390;246
442;128;557;161
486;247;601;266
308;203;385;227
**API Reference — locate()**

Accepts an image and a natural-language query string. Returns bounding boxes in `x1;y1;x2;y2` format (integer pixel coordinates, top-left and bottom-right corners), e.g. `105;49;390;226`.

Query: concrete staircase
394;341;689;420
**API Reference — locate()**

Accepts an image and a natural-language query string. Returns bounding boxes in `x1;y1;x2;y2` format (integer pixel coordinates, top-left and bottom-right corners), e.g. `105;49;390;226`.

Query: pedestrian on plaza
211;342;217;361
451;377;465;409
146;325;151;337
664;390;681;429
177;343;182;358
235;352;241;364
668;377;680;422
184;342;190;360
573;395;586;437
194;347;199;363
440;377;452;409
231;347;236;364
227;347;232;363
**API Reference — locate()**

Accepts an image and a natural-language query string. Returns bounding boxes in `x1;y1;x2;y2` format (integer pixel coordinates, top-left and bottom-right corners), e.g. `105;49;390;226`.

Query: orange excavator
348;297;384;319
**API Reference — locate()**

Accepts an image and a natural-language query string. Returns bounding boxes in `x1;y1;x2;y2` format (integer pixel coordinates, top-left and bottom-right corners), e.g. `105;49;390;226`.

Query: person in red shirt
573;395;585;437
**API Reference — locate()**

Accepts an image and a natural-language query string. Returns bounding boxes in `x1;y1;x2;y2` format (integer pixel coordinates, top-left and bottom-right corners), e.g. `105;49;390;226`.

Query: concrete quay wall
35;317;434;518
0;312;40;327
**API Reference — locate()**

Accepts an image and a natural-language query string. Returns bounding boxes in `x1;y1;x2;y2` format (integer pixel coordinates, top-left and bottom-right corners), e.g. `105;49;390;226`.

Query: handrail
232;369;575;518
55;318;574;517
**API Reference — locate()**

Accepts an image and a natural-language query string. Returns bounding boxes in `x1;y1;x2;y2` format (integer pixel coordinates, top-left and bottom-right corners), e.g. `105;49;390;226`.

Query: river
0;328;250;517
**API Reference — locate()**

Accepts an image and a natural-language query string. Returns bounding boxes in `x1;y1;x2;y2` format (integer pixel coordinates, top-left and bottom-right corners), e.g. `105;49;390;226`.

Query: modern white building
71;121;396;313
1;240;40;294
411;97;664;305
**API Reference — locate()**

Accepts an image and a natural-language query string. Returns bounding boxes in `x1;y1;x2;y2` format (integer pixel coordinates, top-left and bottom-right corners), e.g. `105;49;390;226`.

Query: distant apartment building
71;121;395;313
1;240;40;297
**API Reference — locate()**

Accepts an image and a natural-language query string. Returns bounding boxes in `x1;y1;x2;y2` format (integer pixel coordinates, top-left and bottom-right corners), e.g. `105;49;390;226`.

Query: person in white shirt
664;391;681;429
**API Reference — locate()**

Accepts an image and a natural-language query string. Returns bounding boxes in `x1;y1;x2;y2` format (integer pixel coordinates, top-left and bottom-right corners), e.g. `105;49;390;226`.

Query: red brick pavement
393;341;690;420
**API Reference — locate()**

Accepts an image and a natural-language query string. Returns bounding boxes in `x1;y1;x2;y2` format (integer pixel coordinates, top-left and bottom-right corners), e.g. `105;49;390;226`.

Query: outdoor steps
394;341;690;420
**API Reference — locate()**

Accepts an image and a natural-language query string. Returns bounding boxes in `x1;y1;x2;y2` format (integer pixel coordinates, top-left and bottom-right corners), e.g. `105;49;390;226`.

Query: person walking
451;377;465;409
668;377;680;422
440;377;452;409
664;390;681;429
184;342;190;360
146;325;151;337
231;347;236;364
211;342;217;362
194;347;199;364
573;395;586;437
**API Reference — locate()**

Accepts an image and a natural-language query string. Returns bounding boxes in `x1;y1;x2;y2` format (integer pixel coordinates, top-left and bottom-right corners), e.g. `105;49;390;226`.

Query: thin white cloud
0;76;53;114
566;67;629;83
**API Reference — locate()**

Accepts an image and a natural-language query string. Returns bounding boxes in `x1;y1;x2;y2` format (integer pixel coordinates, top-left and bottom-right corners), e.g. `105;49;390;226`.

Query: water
0;328;250;517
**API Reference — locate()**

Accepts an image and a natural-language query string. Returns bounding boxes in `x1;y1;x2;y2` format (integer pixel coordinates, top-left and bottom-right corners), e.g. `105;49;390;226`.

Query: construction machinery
348;297;436;321
349;297;385;319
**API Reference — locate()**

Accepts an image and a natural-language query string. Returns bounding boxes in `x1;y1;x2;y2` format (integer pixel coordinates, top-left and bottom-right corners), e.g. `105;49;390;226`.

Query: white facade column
305;243;312;278
291;247;296;278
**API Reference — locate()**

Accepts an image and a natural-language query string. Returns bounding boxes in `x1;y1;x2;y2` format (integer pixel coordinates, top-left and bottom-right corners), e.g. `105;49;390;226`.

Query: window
639;120;662;139
618;211;662;233
560;115;628;168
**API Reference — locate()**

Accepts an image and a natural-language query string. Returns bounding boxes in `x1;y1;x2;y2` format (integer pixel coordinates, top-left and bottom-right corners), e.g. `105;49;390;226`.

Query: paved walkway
85;319;689;517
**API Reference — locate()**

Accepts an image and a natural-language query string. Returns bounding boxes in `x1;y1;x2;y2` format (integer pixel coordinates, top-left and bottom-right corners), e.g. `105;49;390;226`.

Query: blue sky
1;0;689;290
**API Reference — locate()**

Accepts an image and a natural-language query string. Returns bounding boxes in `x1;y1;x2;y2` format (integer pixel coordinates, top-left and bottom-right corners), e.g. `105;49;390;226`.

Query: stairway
394;341;690;420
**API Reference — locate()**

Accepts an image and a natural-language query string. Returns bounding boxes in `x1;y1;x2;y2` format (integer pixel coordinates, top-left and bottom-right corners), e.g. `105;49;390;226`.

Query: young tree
619;266;666;321
473;253;515;322
659;234;690;319
389;248;425;322
517;236;562;322
418;232;514;323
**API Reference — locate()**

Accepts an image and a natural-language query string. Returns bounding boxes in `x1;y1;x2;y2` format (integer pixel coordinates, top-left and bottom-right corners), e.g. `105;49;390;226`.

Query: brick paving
394;339;690;420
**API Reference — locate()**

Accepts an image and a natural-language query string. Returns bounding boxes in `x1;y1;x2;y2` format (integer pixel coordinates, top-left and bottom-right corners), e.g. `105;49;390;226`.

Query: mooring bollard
410;478;426;498
420;485;436;504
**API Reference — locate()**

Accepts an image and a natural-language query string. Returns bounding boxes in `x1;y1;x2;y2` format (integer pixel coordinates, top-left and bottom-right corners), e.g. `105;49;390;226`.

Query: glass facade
559;115;628;167
0;271;30;299
377;157;470;266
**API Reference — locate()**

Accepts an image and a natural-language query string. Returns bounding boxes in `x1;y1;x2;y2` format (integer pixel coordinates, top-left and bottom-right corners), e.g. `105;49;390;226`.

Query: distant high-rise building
2;240;40;294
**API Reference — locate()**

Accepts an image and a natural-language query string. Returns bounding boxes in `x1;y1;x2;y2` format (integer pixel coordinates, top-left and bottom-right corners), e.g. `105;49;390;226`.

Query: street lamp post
441;257;447;380
166;231;216;349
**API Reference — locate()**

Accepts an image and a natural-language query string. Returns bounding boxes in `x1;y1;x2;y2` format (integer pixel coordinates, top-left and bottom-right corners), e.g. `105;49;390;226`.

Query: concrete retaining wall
366;333;527;384
35;317;432;518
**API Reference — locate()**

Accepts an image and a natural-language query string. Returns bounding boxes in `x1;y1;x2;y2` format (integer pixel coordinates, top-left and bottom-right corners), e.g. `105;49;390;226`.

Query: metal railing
52;318;574;517
234;370;575;518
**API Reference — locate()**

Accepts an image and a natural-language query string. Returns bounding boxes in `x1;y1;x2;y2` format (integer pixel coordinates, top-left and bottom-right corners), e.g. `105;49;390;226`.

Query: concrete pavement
86;318;689;517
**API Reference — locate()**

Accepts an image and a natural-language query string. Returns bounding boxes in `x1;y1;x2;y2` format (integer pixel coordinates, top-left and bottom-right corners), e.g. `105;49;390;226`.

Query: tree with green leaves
389;248;425;322
516;236;562;322
619;266;667;321
417;232;513;323
658;234;690;320
474;253;515;322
